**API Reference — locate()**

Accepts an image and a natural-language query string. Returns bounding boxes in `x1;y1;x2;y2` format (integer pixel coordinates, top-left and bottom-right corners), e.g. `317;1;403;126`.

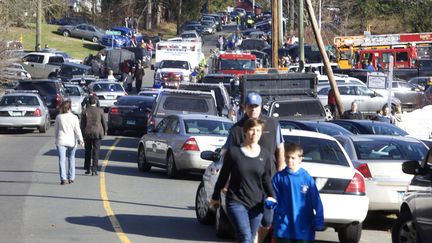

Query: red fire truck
208;51;256;75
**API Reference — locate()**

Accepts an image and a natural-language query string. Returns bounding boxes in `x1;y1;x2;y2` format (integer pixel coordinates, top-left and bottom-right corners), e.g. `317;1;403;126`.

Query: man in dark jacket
341;101;363;120
81;96;107;175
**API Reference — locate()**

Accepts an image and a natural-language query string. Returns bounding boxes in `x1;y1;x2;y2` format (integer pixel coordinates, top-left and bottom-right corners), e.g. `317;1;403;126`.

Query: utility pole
305;0;344;116
298;0;305;72
271;0;279;67
277;0;283;46
35;0;42;51
177;0;182;35
289;0;295;35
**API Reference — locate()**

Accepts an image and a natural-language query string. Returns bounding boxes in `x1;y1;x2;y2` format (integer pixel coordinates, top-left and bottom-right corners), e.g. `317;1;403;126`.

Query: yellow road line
100;138;131;243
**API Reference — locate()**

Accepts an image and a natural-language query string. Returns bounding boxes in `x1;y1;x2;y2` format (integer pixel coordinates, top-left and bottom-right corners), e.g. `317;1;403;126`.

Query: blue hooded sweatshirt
272;167;324;241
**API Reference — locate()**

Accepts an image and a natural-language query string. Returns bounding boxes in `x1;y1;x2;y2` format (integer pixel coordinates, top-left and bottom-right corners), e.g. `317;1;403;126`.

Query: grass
4;22;178;60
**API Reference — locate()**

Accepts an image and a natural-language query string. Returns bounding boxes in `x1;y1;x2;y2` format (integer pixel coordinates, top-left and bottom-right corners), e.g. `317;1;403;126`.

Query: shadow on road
66;214;227;242
362;211;396;231
105;164;202;181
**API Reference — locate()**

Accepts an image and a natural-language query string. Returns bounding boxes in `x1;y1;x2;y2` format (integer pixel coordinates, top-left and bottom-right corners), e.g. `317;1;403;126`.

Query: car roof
118;95;154;100
339;134;422;143
168;114;232;122
61;62;91;69
281;128;337;141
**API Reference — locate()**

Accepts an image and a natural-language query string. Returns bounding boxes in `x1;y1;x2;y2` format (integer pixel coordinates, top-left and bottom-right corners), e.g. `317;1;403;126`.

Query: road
0;24;393;243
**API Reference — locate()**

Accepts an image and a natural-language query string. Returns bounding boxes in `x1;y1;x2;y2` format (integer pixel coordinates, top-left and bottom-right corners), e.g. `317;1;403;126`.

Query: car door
155;116;180;164
145;117;169;164
72;24;87;38
22;54;44;78
393;81;419;106
353;85;383;114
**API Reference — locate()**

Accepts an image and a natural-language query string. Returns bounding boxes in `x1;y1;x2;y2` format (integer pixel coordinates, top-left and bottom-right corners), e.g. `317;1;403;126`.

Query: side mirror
402;160;424;175
200;150;219;162
370;92;377;98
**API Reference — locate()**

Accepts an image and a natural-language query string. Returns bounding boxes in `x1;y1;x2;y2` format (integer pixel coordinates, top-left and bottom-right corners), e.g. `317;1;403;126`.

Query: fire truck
208;51;256;75
334;32;432;69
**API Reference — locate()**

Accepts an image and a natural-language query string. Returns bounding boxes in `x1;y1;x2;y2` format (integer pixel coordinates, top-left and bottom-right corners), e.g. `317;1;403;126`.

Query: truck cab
21;52;65;79
208;51;256;75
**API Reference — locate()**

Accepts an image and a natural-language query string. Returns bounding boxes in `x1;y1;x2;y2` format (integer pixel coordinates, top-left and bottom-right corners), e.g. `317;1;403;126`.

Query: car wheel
215;207;234;238
63;30;70;37
166;151;179;178
38;117;49;133
392;211;418;243
137;145;151;172
195;181;216;225
338;222;362;243
92;36;99;43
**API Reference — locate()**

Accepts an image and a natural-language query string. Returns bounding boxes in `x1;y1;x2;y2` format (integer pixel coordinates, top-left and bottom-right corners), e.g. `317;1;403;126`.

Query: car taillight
182;137;200;151
345;173;366;195
55;94;62;107
110;107;119;114
356;163;372;179
33;108;42;117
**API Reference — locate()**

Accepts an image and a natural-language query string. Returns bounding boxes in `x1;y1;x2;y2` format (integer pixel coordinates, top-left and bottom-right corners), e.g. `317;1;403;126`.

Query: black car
56;62;93;82
107;95;155;135
182;24;204;36
200;74;239;99
238;38;270;51
279;120;353;136
329;119;409;136
15;79;68;119
392;147;432;243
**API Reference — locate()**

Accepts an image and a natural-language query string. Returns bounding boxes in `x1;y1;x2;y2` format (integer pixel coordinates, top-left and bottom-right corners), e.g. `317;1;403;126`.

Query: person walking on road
55;100;84;185
135;61;145;93
81;96;107;176
272;143;324;243
211;118;276;243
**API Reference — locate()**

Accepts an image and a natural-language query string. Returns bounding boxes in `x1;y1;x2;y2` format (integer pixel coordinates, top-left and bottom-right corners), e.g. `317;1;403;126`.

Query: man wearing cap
222;92;285;243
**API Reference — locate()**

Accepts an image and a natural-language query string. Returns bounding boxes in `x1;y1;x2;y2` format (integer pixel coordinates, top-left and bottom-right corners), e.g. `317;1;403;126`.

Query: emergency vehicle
208;50;256;75
334;32;432;69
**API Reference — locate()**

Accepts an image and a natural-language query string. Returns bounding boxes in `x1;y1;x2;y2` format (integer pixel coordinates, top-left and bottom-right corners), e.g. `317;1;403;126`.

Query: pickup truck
21;52;65;79
393;59;432;80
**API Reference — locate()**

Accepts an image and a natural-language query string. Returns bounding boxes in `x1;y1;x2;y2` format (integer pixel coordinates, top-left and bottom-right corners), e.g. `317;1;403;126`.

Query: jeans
84;138;101;172
57;145;77;181
226;199;263;243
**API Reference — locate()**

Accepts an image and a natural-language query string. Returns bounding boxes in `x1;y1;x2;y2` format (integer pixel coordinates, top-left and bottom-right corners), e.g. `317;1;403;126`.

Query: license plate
126;120;136;125
106;95;115;99
11;111;22;116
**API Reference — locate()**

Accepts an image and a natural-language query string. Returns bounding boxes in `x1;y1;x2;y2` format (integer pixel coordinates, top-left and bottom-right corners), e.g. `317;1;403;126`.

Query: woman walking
210;118;275;243
54;100;84;185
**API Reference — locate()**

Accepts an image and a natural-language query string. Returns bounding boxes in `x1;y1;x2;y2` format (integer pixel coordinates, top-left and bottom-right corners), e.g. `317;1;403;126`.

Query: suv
201;74;239;99
15;79;68;119
56;62;93;82
392;147;432;243
148;89;218;128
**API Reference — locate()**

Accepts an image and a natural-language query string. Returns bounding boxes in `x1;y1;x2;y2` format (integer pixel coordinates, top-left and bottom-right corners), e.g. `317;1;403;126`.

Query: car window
283;135;350;166
334;122;360;134
317;87;329;95
48;56;63;64
65;86;80;96
354;141;427;161
155;117;169;132
0;95;40;106
23;55;43;63
92;83;124;92
162;97;210;113
77;24;86;30
184;119;232;135
163;117;179;134
369;124;408;136
16;82;57;96
271;100;324;117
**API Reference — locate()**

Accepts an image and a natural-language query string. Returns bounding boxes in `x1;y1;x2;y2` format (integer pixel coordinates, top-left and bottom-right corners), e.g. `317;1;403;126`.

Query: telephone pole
298;0;305;72
271;0;279;67
35;0;42;51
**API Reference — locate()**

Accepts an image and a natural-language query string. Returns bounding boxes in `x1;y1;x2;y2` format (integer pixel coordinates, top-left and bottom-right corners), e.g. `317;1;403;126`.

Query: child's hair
243;118;265;133
285;143;303;157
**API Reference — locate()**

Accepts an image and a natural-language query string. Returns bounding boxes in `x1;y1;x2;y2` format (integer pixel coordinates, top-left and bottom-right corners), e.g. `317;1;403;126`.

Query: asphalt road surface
0;24;393;243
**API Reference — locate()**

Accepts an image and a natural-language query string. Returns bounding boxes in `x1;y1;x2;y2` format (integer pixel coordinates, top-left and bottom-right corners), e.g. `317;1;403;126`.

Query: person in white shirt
54;100;84;185
106;69;117;81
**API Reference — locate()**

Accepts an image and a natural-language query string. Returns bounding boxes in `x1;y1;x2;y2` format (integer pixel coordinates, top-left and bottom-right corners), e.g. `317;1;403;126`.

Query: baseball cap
245;92;262;106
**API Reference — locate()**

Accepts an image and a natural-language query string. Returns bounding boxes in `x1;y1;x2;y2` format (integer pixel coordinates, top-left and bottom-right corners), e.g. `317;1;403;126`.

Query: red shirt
328;89;336;105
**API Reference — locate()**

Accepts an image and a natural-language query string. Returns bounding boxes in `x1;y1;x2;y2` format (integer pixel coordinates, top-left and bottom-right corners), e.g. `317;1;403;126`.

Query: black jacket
80;106;107;139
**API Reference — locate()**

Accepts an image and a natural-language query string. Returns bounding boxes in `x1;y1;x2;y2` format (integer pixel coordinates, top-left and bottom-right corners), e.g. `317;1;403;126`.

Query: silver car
317;84;401;117
0;91;50;133
137;114;233;178
58;23;105;43
88;81;127;111
64;84;87;118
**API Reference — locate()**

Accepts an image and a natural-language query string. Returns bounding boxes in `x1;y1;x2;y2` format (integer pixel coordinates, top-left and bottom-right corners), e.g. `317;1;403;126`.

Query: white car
64;84;87;117
195;129;369;243
88;81;127;111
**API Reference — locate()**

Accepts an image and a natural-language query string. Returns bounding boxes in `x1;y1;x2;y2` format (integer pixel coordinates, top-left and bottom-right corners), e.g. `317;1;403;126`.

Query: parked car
180;30;202;43
55;16;89;26
57;23;105;43
15;79;68;119
392;147;432;243
182;24;204;36
278;120;353;136
107;95;154;135
87;81;127;112
238;38;270;51
335;134;428;212
317;84;402;117
99;27;139;48
0;63;31;81
41;49;82;64
55;62;93;82
148;89;218;128
137;88;162;98
201;74;239;99
64;84;87;118
0;91;51;133
200;20;216;34
329;119;409;136
407;76;430;91
196;129;369;243
137;114;233;177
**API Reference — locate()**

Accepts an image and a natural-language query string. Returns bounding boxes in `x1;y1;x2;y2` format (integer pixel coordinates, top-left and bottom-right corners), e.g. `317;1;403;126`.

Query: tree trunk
145;0;152;30
177;0;182;35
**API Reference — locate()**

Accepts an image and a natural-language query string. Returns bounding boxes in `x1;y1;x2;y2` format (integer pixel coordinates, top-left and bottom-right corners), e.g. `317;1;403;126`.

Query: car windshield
184;119;232;135
92;83;124;92
181;33;197;38
363;123;409;136
65;86;80;96
0;95;39;106
283;135;350;166
116;97;154;107
16;82;56;96
160;60;189;69
162;97;210;113
354;140;427;161
220;59;255;70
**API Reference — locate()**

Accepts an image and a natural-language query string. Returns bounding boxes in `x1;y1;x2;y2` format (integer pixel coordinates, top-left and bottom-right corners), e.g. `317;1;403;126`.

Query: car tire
166;151;179;178
38;117;49;133
392;211;418;243
338;222;362;243
63;30;70;37
137;145;151;172
195;181;216;225
215;207;234;239
92;36;99;43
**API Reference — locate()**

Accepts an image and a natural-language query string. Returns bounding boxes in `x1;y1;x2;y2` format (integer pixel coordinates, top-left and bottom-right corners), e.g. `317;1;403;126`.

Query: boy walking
272;143;324;243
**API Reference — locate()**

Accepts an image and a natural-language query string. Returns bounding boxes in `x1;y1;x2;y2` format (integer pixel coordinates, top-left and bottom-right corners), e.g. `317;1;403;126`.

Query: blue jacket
272;167;324;241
